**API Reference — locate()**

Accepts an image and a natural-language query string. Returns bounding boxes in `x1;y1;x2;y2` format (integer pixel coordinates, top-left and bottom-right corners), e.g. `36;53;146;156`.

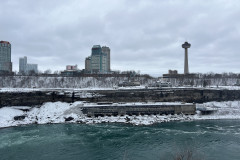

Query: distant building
102;46;111;72
0;41;12;74
85;45;110;74
26;64;38;74
61;65;82;77
19;56;27;74
168;70;178;75
85;56;91;73
66;65;78;70
60;70;82;77
91;45;108;73
19;56;38;75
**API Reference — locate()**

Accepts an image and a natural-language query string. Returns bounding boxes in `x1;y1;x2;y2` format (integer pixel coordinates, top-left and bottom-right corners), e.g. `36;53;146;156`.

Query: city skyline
1;0;240;76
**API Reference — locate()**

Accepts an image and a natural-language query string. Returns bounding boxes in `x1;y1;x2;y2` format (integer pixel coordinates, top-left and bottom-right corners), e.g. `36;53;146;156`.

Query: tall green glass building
91;45;108;73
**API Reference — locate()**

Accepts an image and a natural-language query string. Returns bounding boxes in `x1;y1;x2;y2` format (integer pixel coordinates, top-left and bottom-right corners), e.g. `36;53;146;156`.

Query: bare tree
44;69;52;74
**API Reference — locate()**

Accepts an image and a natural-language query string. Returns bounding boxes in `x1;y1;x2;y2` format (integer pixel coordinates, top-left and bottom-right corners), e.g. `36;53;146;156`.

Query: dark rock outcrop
65;117;74;121
14;115;26;120
1;88;240;107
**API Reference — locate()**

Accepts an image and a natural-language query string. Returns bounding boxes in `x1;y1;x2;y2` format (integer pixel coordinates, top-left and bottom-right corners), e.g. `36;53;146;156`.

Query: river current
0;120;240;160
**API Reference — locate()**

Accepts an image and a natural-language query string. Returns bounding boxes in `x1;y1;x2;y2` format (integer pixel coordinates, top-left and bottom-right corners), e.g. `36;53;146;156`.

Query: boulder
65;117;74;121
14;115;26;121
125;116;130;122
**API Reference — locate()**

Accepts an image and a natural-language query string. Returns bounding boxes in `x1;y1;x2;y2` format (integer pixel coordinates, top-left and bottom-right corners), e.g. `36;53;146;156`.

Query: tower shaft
184;48;189;74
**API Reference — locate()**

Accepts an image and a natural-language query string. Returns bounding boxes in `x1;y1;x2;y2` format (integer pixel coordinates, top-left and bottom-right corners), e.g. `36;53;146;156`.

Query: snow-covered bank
0;86;148;93
2;85;240;93
0;101;240;128
0;76;154;88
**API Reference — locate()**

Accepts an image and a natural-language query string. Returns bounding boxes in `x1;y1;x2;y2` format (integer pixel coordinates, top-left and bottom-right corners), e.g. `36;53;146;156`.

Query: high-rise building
85;56;91;73
19;56;38;75
90;45;107;73
0;41;12;74
85;45;111;74
102;46;111;72
19;56;27;74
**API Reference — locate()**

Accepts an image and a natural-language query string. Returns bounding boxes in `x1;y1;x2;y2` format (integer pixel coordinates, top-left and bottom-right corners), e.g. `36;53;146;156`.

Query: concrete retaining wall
81;104;196;117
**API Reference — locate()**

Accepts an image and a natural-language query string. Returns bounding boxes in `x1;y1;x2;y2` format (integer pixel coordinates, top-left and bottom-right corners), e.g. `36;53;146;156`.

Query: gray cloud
1;0;240;76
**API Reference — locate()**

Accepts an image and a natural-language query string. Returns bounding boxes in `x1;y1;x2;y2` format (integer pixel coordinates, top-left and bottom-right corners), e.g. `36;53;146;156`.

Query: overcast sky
1;0;240;76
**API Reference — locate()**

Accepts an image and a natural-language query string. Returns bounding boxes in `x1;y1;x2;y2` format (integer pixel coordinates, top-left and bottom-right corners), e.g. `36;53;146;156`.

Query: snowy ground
1;85;240;93
1;101;240;128
0;86;148;93
0;87;115;93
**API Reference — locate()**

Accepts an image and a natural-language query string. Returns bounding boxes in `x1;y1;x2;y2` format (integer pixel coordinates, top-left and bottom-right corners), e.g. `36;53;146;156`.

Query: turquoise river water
0;120;240;160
